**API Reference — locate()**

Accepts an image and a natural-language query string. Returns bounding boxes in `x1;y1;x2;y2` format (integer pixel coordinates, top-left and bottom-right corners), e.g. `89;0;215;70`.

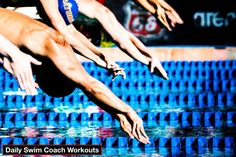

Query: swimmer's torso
0;8;51;46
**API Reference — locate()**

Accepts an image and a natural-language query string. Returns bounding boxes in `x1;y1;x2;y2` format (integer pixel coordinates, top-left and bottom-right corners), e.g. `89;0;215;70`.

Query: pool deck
79;47;236;62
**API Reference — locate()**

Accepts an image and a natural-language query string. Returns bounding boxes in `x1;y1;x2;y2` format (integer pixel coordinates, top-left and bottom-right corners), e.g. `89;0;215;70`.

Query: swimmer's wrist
0;35;20;58
116;103;133;115
6;47;22;62
124;106;135;115
9;50;25;61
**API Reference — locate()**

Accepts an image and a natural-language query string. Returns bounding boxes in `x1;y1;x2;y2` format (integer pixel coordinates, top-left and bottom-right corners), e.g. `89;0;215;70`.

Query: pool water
0;60;236;156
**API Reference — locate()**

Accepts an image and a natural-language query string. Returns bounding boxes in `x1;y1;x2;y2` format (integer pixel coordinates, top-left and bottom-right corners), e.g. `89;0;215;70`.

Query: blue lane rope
0;137;235;149
0;111;235;128
1;92;235;110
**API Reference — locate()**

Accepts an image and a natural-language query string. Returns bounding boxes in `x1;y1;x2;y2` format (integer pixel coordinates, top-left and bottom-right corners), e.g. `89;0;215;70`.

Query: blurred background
1;0;236;47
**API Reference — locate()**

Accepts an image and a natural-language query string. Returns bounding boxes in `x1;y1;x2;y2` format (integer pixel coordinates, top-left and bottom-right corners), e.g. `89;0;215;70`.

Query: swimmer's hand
116;112;150;144
4;53;42;95
149;56;168;80
106;61;126;81
153;0;183;31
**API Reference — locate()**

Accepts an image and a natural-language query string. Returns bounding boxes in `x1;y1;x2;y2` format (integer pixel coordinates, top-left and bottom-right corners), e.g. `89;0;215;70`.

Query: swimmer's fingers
28;55;41;90
112;68;126;81
137;123;150;143
140;124;149;140
130;123;140;142
11;64;31;94
122;70;126;80
114;68;126;77
112;74;117;81
131;121;150;144
169;10;183;24
11;54;40;95
112;71;122;81
117;114;134;139
132;121;137;136
165;10;179;27
154;0;183;30
26;67;38;95
12;65;25;91
29;56;42;66
157;10;172;31
3;57;14;76
107;62;125;81
150;57;168;80
18;69;36;95
28;55;41;89
22;71;32;95
157;0;183;24
120;115;151;145
127;111;150;144
165;10;180;27
106;61;119;69
34;82;39;88
18;56;40;94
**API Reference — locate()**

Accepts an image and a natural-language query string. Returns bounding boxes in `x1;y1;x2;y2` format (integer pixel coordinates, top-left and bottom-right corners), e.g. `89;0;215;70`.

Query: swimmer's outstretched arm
24;29;149;144
134;0;183;31
0;8;148;143
0;34;42;95
39;0;125;80
66;25;126;80
78;0;168;79
46;41;149;144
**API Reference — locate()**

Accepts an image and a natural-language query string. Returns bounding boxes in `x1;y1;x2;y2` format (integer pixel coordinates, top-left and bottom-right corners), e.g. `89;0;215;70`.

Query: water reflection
1;126;235;139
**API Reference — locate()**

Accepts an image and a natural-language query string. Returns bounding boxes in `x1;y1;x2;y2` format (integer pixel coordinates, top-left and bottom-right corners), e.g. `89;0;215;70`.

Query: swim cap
58;0;79;25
